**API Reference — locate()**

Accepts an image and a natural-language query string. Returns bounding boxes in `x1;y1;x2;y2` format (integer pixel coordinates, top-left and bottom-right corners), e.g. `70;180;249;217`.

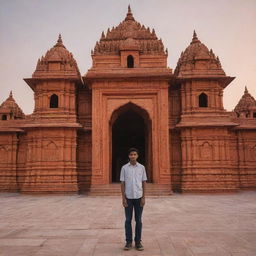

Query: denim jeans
124;197;143;243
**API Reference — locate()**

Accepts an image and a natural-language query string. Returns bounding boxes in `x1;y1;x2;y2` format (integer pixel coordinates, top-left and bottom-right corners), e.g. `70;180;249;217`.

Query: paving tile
74;238;98;256
0;191;255;256
0;245;40;256
33;238;84;256
0;238;45;246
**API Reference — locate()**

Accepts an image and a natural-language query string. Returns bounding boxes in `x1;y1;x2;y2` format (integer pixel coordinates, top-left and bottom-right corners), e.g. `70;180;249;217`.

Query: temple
0;7;256;194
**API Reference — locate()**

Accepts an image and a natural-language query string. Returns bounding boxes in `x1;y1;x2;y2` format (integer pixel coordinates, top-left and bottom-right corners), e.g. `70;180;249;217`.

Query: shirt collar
128;161;138;166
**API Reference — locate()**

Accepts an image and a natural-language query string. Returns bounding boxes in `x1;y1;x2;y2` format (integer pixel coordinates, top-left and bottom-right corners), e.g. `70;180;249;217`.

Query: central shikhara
0;6;255;194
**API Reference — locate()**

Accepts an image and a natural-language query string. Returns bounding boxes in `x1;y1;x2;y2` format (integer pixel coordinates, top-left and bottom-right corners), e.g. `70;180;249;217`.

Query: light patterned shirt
120;162;147;199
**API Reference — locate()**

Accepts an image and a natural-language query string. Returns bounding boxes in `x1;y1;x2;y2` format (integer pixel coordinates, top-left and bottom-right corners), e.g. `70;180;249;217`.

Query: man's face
129;151;138;162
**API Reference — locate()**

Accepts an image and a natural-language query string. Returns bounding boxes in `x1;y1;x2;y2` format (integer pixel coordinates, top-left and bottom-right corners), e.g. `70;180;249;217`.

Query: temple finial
128;4;131;13
9;91;13;98
58;34;62;43
191;30;200;44
55;34;65;48
193;30;197;39
245;86;248;93
125;5;135;21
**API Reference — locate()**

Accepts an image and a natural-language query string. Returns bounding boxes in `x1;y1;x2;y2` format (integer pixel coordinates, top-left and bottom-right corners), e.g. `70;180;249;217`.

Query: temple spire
9;91;13;98
191;30;200;44
128;4;131;13
55;34;65;48
245;86;248;94
125;5;135;21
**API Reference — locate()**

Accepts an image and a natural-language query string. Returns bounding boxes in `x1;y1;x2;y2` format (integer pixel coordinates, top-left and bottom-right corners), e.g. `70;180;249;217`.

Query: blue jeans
124;197;143;243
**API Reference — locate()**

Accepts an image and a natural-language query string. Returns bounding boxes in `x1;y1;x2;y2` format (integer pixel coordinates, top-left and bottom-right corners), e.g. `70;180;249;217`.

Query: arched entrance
110;103;152;183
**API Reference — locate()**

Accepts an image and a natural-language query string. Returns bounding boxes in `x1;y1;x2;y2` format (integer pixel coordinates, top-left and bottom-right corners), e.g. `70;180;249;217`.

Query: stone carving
200;141;213;160
42;141;60;161
0;145;8;161
93;6;166;55
250;145;256;160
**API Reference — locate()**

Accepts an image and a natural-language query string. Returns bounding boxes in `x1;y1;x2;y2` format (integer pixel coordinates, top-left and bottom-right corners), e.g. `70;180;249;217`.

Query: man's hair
128;147;139;155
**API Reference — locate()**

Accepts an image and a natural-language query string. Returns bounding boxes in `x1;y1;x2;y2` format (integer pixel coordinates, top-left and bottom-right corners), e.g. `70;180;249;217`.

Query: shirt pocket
135;169;143;182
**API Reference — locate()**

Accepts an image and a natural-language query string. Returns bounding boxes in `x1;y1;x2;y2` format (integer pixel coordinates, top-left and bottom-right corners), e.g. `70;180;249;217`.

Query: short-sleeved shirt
120;162;147;199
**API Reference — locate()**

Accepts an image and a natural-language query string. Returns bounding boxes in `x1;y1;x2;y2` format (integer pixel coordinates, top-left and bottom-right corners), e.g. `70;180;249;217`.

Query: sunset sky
0;0;255;114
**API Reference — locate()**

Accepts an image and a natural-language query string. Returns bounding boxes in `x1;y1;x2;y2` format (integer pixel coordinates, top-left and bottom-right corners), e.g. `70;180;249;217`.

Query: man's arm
140;181;146;207
121;181;128;207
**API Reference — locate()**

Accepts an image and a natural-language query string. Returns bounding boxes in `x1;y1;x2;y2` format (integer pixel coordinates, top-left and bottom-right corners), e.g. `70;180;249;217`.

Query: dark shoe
123;242;132;250
135;241;144;251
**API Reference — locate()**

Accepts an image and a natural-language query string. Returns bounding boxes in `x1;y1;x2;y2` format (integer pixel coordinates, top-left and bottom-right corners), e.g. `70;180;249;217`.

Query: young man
120;147;147;251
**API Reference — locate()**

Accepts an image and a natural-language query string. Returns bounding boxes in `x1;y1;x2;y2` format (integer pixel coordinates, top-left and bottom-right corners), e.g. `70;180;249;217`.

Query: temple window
50;94;59;108
2;114;7;120
199;93;208;107
127;55;134;68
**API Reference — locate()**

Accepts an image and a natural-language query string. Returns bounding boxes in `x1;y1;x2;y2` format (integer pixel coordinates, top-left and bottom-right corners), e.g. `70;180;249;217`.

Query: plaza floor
0;191;255;256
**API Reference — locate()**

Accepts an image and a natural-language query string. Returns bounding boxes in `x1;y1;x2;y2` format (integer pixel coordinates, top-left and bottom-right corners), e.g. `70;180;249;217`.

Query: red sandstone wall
16;133;27;191
77;131;92;192
77;88;92;128
169;130;182;191
0;132;18;191
168;86;182;191
76;87;92;192
180;128;239;192
237;130;256;189
21;128;78;193
33;81;77;121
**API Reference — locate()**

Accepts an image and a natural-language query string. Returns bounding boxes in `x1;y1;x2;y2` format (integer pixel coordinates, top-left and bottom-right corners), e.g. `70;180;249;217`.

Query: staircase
83;183;173;196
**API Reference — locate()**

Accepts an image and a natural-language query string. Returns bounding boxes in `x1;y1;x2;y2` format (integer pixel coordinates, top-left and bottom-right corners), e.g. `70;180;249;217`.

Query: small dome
33;34;80;78
0;91;25;119
234;87;256;113
175;31;225;77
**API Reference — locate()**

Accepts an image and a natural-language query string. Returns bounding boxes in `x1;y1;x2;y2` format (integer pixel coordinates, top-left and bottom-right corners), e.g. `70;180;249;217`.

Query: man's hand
122;197;128;207
140;197;145;207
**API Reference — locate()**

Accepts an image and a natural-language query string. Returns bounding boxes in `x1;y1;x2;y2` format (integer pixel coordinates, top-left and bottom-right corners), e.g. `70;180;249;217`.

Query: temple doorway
111;104;152;183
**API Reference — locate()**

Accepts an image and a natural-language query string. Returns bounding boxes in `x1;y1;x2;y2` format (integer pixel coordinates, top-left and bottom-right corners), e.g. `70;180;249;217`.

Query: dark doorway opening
127;55;134;68
111;106;152;183
199;93;208;107
50;94;59;108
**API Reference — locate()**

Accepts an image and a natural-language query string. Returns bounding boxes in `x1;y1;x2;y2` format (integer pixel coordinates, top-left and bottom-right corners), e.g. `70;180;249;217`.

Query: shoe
123;242;132;250
135;241;144;251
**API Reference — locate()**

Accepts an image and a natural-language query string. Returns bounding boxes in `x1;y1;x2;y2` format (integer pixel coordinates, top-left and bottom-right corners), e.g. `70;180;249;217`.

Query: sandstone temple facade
0;7;256;194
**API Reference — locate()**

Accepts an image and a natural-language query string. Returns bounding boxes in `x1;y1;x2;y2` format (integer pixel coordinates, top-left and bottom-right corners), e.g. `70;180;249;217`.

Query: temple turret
174;31;235;117
234;86;256;118
31;34;80;81
174;31;238;193
24;35;82;121
0;91;25;120
174;30;231;83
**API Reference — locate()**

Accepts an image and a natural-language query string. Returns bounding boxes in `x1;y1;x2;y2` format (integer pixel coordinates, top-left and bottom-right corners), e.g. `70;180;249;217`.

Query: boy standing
120;148;147;251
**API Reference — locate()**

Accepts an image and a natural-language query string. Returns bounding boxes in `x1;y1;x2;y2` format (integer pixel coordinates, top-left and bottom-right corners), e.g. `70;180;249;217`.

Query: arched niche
199;93;208;107
50;94;59;108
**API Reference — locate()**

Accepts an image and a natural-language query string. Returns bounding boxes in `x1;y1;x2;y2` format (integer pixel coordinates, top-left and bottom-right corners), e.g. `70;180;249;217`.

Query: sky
0;0;256;114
